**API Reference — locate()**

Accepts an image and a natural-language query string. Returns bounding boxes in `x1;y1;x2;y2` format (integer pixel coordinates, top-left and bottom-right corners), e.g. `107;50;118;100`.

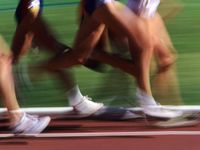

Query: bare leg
46;3;154;96
11;13;35;63
12;16;77;92
0;54;51;133
151;13;176;73
0;54;22;124
91;49;135;75
150;13;182;105
44;2;181;118
12;14;104;112
29;17;76;91
44;16;106;69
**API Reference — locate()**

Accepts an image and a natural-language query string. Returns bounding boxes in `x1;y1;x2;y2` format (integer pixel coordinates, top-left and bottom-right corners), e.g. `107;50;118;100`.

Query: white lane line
1;105;200;116
1;131;200;138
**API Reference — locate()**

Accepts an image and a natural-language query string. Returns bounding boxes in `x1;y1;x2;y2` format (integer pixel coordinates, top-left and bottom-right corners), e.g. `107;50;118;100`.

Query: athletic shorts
127;0;160;18
83;0;114;15
15;0;43;24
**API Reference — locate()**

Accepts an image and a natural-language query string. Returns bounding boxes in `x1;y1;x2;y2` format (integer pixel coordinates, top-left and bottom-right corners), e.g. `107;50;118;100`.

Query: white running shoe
73;96;104;116
11;113;51;135
142;105;183;119
136;88;182;119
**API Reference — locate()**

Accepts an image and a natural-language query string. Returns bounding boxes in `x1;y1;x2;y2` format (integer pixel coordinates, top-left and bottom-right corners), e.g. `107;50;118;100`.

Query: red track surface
0;118;200;150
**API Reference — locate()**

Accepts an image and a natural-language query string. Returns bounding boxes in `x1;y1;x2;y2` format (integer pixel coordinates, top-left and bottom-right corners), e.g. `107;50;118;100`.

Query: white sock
136;88;157;107
67;86;83;106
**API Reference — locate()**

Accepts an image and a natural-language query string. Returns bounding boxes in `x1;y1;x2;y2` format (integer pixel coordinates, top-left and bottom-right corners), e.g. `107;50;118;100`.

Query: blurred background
0;0;200;108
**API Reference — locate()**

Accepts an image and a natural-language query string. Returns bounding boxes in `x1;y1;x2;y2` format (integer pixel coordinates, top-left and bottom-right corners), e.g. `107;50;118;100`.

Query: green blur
0;0;200;107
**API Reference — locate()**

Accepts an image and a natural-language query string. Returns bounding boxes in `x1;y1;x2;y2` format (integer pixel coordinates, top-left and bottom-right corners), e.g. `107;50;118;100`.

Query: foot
73;96;104;116
142;105;183;119
11;113;51;135
136;88;182;119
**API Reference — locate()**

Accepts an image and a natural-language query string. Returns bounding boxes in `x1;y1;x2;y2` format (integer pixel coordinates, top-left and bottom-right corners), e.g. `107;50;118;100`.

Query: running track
0;117;200;150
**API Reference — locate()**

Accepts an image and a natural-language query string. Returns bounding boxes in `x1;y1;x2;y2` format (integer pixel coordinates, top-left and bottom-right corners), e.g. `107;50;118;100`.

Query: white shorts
127;0;160;18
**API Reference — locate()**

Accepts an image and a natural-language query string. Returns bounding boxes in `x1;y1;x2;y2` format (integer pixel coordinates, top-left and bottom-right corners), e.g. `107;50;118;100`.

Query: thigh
13;0;41;51
151;13;176;52
93;2;153;50
73;14;105;60
32;17;64;54
12;16;34;61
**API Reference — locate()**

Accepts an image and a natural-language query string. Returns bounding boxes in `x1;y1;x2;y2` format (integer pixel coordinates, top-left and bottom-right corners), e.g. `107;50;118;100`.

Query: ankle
8;109;25;126
67;86;83;106
136;88;157;107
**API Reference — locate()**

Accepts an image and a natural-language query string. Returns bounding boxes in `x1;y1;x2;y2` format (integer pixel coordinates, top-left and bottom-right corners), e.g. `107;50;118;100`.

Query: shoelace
26;114;39;121
82;95;92;101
